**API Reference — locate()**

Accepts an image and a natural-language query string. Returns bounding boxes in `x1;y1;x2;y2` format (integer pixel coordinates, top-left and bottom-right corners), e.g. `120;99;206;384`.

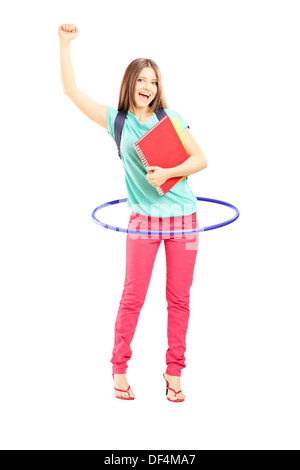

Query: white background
1;0;299;450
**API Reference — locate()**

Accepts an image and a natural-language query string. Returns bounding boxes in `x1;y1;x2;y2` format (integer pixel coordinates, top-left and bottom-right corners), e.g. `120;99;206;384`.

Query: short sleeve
106;106;118;143
175;110;190;132
166;109;190;133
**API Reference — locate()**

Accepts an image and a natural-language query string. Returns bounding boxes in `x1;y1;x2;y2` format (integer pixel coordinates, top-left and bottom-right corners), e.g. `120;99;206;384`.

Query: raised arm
58;24;108;131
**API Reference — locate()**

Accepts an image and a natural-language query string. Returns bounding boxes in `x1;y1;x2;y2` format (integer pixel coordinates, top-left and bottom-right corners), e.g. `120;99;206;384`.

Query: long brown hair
117;58;168;113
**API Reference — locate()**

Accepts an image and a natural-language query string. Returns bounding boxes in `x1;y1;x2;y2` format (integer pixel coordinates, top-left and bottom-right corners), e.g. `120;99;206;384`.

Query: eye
137;78;158;85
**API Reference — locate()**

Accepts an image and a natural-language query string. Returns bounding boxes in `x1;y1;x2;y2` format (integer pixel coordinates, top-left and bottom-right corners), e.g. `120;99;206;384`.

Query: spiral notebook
134;115;189;196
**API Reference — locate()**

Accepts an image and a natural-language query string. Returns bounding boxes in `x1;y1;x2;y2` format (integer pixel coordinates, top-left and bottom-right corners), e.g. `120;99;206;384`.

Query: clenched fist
58;24;79;42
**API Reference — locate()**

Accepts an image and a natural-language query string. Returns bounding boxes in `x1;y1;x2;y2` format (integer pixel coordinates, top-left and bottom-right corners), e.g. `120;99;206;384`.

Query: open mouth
138;93;151;102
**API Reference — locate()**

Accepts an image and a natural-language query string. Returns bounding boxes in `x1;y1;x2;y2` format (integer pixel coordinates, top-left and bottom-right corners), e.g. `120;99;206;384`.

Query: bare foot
113;373;135;399
164;373;186;401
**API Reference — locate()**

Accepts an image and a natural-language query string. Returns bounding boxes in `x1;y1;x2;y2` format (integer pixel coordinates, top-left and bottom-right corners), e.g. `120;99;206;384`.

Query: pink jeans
111;210;199;377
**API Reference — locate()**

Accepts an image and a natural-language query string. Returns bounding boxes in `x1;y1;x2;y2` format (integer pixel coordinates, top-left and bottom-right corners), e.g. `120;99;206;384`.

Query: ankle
113;373;128;384
165;373;181;380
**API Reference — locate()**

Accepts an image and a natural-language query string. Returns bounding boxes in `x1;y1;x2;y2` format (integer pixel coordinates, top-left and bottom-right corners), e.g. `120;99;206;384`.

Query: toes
114;388;135;399
115;391;126;398
168;392;176;400
168;391;185;401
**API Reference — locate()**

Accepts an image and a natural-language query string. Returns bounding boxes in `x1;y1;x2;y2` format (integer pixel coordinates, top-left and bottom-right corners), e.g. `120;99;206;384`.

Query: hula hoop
91;197;240;236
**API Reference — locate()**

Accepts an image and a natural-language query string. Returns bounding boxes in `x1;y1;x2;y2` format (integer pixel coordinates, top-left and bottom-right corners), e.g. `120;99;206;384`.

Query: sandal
163;373;185;402
112;373;135;400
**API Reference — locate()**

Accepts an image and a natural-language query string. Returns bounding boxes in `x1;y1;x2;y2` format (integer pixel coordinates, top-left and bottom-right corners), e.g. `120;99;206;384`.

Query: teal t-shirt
106;107;199;218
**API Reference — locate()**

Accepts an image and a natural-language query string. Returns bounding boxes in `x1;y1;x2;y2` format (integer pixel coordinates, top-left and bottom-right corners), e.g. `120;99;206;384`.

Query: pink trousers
111;210;199;377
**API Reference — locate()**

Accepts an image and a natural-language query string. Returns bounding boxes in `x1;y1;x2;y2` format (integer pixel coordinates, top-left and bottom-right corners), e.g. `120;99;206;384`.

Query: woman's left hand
146;166;169;188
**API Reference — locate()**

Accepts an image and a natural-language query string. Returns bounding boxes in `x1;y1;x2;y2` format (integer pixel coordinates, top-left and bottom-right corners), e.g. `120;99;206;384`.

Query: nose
143;80;153;91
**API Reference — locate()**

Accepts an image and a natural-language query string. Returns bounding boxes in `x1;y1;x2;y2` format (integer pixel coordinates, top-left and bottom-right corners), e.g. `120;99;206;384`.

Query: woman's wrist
60;39;70;47
165;167;175;179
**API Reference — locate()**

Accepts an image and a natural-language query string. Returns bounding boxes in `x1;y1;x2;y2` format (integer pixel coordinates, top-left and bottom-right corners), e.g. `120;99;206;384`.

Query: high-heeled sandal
112;373;135;400
163;373;185;402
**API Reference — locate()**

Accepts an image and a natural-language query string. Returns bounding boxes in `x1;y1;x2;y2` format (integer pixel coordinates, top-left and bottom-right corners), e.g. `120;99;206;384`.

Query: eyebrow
139;76;158;81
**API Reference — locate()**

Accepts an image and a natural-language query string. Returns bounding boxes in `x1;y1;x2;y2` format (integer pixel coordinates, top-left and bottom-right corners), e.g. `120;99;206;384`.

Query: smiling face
132;67;158;112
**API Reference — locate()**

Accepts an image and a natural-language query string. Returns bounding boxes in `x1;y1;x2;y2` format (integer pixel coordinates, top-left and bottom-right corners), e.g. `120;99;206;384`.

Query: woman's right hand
58;24;79;42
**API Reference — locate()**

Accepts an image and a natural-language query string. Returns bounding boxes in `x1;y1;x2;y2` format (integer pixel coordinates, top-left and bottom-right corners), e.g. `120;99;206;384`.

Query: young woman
59;24;208;402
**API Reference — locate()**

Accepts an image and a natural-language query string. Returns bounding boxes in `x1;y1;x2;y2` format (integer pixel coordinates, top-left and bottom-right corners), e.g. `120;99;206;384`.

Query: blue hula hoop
91;197;240;236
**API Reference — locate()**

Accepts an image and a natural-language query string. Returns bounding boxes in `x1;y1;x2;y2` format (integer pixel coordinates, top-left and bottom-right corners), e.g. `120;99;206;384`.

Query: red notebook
134;115;189;196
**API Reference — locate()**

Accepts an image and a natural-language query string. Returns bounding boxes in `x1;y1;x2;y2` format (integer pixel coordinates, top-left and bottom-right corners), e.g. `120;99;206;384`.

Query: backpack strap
154;108;167;120
114;108;168;159
114;111;127;159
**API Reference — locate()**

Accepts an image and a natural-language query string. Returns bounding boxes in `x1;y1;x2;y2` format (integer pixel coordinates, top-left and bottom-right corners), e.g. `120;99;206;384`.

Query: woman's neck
128;106;153;121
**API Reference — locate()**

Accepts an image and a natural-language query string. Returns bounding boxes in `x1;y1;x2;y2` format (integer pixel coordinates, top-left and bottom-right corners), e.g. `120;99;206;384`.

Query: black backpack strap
154;108;167;120
114;111;127;159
